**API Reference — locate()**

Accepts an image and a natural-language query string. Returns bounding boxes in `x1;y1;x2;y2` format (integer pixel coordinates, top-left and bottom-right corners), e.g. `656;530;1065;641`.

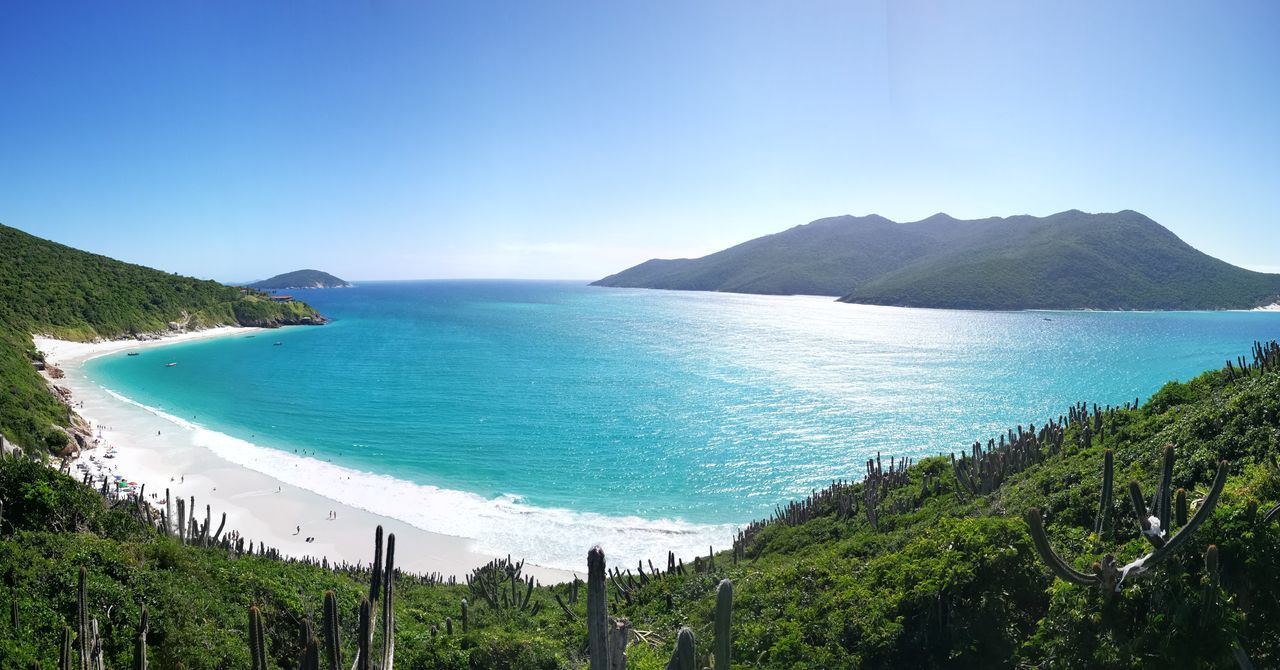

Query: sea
84;281;1280;569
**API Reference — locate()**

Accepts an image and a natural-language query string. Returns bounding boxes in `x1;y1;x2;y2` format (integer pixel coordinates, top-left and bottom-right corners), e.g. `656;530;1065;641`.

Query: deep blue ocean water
85;281;1280;565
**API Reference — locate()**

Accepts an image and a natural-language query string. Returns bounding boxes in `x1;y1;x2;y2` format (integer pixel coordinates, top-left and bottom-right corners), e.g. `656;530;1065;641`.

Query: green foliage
0;222;324;452
2;353;1279;668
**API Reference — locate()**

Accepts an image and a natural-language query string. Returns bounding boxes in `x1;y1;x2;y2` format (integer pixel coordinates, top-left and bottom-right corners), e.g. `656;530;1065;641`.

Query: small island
248;269;351;290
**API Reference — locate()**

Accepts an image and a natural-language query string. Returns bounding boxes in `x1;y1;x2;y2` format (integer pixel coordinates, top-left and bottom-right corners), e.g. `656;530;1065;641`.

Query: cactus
555;593;577;622
369;525;384;606
445;617;453;635
665;627;695;670
1176;488;1188;527
300;633;320;670
1264;501;1280;526
1024;451;1228;594
134;605;148;670
381;534;396;670
714;579;732;670
607;618;632;670
1203;544;1220;614
248;605;266;670
60;624;73;670
460;598;469;633
322;590;342;670
77;566;90;670
1092;449;1113;537
356;597;371;670
587;546;608;670
176;497;186;545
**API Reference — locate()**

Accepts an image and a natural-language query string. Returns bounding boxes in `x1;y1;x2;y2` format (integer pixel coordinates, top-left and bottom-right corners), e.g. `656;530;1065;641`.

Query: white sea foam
102;388;736;572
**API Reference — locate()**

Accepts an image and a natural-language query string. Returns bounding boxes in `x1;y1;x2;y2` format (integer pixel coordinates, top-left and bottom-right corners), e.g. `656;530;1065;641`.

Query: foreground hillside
2;344;1278;668
0;222;324;454
594;210;1280;311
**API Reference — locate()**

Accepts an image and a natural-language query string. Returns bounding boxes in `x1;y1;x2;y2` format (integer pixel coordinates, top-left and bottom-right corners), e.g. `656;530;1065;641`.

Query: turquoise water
85;281;1280;564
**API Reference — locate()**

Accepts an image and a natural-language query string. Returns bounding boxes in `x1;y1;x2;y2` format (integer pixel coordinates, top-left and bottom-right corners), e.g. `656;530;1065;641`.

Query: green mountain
0;222;325;452
2;344;1278;668
248;269;350;290
594;210;1280;310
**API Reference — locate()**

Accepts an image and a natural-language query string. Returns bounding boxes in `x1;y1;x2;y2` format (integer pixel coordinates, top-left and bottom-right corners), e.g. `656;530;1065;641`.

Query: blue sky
1;1;1277;281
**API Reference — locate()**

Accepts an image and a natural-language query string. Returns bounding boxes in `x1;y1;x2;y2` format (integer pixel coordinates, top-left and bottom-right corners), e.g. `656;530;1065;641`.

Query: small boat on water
127;352;140;356
165;362;177;367
273;341;283;346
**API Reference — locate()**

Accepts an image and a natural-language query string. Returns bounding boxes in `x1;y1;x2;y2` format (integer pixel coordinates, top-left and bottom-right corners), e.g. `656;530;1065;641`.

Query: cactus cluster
247;525;397;670
952;421;1065;496
1025;444;1228;595
1224;340;1280;379
584;545;734;670
466;555;539;612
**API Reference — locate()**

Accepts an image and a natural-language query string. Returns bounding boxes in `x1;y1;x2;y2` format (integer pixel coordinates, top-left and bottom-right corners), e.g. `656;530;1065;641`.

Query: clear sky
1;1;1277;281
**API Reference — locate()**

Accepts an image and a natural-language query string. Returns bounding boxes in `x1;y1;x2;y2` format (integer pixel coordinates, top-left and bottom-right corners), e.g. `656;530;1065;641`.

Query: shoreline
35;328;577;583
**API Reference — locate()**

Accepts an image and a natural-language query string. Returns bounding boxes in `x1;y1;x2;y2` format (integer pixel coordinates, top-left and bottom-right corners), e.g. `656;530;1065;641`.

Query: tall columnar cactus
1025;451;1228;595
1263;500;1280;527
666;627;696;670
1092;449;1113;537
248;605;266;670
176;497;186;545
163;489;172;537
369;526;384;606
1203;544;1220;616
61;624;74;670
380;534;396;670
133;605;148;670
1176;488;1189;527
714;579;732;670
587;546;608;670
321;591;341;670
77;566;90;670
460;598;469;633
356;597;371;670
607;618;632;670
1129;445;1181;549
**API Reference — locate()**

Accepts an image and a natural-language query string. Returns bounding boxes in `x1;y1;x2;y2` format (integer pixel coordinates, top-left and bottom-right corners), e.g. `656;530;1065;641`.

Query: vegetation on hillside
593;210;1280;311
0;222;325;454
248;269;351;290
3;343;1278;668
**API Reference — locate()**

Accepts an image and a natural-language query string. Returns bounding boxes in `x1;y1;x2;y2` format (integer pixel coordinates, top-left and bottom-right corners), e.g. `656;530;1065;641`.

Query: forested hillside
0;222;324;453
594;210;1280;311
3;343;1278;668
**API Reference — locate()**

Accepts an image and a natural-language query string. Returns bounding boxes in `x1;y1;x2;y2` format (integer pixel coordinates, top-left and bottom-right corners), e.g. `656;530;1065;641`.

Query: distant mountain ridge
249;269;350;290
593;210;1280;310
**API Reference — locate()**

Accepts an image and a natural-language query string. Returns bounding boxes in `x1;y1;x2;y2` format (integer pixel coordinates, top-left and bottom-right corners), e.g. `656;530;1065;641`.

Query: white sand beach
35;328;575;583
